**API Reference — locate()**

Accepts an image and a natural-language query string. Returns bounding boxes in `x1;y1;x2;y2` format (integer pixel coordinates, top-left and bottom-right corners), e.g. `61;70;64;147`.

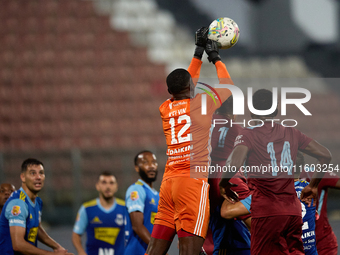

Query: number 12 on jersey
169;114;191;144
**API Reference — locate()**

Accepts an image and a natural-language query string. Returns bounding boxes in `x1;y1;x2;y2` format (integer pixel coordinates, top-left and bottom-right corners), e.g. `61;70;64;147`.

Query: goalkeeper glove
205;39;221;64
194;27;209;59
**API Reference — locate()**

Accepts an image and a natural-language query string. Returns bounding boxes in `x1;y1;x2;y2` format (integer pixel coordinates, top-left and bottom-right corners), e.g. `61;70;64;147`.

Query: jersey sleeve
295;129;313;150
125;185;146;214
5;199;28;228
73;205;88;235
240;195;252;214
319;172;340;189
187;57;202;85
204;60;233;115
234;130;252;151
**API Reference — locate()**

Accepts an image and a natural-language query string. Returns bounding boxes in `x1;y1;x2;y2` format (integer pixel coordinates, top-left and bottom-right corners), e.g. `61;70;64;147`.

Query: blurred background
0;0;339;254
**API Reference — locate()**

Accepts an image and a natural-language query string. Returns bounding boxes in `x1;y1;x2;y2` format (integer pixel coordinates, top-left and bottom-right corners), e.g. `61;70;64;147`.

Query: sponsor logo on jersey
150;198;156;205
150;212;156;225
91;216;103;224
11;206;21;216
115;214;124;226
130;191;139;201
9;219;25;225
94;227;121;245
30;214;33;219
27;227;38;243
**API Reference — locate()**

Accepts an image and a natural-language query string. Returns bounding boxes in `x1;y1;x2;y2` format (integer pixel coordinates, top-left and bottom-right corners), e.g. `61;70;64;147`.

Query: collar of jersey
138;179;158;195
19;187;36;207
96;198;117;213
294;180;300;185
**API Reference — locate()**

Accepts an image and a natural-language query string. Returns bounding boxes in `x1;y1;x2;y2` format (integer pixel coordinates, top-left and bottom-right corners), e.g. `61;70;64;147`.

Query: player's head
166;69;194;98
134;150;158;184
294;151;305;179
20;158;45;194
251;89;278;119
96;171;118;200
0;183;15;207
216;95;234;119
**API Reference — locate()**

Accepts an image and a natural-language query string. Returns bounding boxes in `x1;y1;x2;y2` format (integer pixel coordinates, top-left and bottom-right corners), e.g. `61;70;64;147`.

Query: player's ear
95;182;100;192
20;172;25;183
134;165;140;173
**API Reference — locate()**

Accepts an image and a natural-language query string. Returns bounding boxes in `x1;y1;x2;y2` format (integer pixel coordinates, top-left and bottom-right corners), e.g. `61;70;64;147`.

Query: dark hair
98;171;115;180
252;89;278;117
166;69;191;94
134;150;154;166
21;158;44;173
216;95;233;115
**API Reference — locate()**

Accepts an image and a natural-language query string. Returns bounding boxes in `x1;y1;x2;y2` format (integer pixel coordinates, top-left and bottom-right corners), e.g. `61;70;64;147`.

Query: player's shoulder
230;122;244;134
7;189;21;201
295;179;309;187
115;198;125;207
82;199;98;208
126;182;145;195
7;189;27;204
159;98;172;112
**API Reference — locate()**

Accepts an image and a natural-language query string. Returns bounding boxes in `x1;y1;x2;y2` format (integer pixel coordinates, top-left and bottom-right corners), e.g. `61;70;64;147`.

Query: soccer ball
208;17;240;49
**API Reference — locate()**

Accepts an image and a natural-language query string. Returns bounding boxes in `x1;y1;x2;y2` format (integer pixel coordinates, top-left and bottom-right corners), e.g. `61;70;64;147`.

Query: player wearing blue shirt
0;158;71;255
72;172;126;255
0;183;15;215
294;180;317;255
125;151;159;255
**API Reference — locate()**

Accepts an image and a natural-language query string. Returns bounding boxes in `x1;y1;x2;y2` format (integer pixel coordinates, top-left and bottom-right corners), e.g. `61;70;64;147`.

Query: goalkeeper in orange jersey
145;27;237;255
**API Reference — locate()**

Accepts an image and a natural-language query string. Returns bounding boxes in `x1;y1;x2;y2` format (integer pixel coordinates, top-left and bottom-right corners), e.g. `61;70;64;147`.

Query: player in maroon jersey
202;96;251;255
219;89;332;255
209;96;244;211
315;172;339;255
300;170;339;255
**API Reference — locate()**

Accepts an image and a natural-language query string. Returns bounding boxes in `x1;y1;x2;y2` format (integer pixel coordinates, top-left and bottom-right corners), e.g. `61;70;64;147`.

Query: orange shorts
154;177;210;238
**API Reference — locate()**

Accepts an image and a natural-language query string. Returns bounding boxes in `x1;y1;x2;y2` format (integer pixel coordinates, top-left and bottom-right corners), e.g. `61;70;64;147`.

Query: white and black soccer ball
208;17;240;49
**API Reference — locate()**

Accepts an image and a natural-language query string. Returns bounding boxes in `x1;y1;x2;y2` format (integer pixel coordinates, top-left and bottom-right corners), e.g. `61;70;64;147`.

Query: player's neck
141;178;153;188
294;178;299;182
21;184;38;203
99;196;114;209
173;95;190;100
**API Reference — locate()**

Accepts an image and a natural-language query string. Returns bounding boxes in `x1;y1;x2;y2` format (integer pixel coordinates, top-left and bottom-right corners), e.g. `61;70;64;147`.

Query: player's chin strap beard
139;169;157;183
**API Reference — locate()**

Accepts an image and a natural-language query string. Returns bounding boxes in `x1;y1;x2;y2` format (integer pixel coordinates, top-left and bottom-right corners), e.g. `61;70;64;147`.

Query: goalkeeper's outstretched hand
194;27;209;60
205;39;221;64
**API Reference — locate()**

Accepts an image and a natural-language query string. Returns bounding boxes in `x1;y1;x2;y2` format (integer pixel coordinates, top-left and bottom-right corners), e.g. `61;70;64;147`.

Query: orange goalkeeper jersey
160;58;233;180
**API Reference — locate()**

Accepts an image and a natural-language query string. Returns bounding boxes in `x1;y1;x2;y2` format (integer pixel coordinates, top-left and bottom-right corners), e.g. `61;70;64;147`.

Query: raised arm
187;27;209;83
